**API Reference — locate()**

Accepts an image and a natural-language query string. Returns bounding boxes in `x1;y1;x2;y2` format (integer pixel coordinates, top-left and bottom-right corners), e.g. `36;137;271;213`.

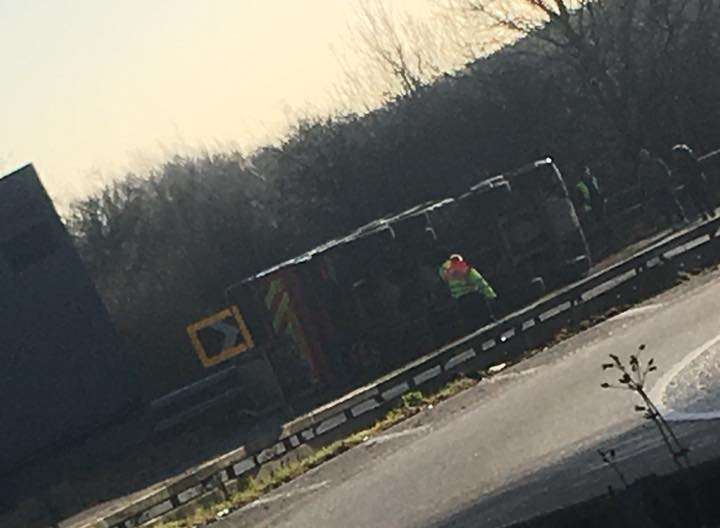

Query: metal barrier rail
151;152;720;436
79;215;720;528
487;216;720;335
149;367;252;433
150;367;237;412
579;146;720;243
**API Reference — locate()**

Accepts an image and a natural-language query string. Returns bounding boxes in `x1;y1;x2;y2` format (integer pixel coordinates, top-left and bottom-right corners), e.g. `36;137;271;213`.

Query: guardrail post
515;321;531;354
569;295;583;327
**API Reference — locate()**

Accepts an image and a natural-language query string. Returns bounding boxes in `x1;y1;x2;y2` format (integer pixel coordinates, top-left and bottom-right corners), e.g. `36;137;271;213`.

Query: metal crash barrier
73;216;720;528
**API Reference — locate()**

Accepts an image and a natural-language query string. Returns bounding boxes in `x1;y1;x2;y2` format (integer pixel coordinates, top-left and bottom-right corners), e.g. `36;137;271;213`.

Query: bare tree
458;1;632;144
333;1;477;110
453;0;719;153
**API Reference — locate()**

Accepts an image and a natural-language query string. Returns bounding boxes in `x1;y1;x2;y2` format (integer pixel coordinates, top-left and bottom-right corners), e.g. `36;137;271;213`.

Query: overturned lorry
225;158;590;399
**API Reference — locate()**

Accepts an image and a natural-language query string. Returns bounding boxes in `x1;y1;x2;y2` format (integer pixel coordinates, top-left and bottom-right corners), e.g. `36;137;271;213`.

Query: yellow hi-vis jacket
439;259;497;300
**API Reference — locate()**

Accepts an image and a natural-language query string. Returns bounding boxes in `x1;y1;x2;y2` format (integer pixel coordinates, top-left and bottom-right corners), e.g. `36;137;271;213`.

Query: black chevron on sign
196;316;242;358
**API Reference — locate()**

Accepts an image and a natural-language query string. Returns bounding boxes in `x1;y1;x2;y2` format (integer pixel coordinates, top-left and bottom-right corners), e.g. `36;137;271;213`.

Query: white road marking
650;332;720;421
364;425;430;446
610;303;664;320
664;408;720;421
250;480;330;507
484;367;541;384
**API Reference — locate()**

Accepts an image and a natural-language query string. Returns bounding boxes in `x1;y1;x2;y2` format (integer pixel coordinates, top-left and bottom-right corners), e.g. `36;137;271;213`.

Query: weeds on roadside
402;390;424;408
155;376;477;527
601;346;708;527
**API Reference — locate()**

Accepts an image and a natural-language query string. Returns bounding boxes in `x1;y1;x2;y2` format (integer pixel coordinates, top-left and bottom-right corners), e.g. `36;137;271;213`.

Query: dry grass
154;375;478;527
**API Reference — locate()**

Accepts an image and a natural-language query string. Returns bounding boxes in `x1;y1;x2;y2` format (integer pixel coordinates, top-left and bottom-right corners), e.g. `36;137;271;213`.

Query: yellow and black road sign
187;306;254;368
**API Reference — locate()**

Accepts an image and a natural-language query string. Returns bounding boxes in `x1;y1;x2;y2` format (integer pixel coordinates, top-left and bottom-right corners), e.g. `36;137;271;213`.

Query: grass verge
154;376;478;527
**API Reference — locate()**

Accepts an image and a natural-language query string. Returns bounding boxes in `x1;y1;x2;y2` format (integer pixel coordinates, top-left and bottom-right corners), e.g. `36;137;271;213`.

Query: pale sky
1;0;446;208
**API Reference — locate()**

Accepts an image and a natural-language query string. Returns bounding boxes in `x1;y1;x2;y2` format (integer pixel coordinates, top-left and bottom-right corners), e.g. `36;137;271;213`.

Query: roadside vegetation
597;347;709;526
601;346;691;470
65;0;720;399
153;376;478;528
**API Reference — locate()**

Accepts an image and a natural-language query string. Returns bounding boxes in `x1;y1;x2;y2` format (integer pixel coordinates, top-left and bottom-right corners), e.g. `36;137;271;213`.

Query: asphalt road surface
217;267;720;528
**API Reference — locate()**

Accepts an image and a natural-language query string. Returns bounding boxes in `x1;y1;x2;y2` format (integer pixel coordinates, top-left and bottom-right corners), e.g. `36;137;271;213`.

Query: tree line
68;0;720;399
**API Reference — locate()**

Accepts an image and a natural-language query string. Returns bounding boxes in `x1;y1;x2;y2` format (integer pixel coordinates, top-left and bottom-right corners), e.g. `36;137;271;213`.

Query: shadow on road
430;421;720;528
